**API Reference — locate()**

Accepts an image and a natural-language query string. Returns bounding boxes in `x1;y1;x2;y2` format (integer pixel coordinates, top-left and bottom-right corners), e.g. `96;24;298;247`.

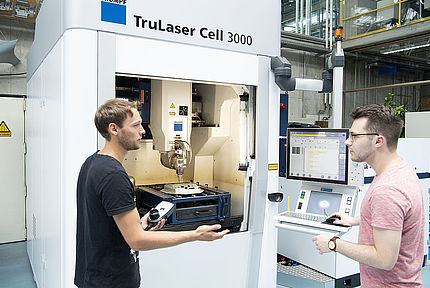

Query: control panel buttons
346;196;352;205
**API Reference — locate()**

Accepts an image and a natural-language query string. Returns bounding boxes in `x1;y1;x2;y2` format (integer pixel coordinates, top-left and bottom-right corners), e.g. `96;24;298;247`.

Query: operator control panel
296;188;355;216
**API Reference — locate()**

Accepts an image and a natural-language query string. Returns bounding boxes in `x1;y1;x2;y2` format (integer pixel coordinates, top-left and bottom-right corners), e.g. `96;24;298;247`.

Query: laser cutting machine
25;1;282;288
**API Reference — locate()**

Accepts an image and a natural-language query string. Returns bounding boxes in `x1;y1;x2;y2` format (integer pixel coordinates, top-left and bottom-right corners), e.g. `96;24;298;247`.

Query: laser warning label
0;121;11;137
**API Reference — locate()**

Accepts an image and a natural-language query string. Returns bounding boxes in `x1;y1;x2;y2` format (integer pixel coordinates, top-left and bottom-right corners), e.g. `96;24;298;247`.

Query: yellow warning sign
170;103;175;109
0;121;11;137
268;163;278;171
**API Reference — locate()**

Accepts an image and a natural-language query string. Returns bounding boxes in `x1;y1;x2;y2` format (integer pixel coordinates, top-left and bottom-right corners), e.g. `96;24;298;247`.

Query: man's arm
113;208;229;251
330;212;360;227
338;227;401;270
312;227;401;270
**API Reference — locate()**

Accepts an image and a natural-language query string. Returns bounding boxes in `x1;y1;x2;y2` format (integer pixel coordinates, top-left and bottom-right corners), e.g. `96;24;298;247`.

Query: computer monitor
286;128;349;185
306;190;343;216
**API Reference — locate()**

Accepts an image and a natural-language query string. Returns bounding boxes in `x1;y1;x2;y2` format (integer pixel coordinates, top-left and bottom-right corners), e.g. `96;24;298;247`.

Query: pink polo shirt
359;159;425;288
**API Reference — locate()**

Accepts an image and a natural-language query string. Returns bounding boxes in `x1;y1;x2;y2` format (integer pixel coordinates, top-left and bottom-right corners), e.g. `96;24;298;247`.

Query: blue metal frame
140;189;231;224
279;93;288;176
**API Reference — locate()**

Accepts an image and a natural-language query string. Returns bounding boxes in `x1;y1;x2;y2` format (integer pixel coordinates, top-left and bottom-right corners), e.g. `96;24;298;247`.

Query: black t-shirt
74;152;140;288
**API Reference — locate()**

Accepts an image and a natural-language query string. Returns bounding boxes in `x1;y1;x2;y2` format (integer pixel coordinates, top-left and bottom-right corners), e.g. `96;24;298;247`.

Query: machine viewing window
287;128;349;184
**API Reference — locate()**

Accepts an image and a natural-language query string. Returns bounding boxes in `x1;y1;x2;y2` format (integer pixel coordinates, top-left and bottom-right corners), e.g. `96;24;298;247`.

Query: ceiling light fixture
382;43;430;54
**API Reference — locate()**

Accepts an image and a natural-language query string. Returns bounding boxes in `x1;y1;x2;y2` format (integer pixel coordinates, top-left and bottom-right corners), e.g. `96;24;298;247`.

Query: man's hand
312;233;335;254
329;213;359;227
194;224;229;241
140;212;165;231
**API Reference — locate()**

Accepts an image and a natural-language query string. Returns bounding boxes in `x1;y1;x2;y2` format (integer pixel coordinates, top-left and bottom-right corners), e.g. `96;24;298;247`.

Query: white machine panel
151;80;192;152
277;222;360;278
0;97;25;244
26;29;99;288
28;0;280;79
364;138;430;178
115;35;259;86
405;111;430;138
275;213;348;233
140;232;251;288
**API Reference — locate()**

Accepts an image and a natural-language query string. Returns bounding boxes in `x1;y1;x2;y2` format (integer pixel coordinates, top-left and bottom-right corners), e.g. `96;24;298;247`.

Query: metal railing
0;0;43;23
341;0;430;40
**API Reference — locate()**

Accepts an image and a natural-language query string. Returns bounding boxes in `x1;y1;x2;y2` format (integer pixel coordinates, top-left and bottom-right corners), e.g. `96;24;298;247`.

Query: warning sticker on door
0;121;11;137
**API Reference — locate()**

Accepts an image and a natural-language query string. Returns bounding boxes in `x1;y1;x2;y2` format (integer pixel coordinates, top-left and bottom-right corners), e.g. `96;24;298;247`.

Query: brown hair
94;99;138;140
350;104;403;150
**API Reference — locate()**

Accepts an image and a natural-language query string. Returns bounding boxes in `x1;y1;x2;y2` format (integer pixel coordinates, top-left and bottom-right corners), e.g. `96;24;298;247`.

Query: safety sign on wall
0;121;11;137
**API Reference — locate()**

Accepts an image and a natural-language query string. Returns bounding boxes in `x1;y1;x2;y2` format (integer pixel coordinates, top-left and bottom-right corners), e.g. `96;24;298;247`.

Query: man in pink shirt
312;104;425;287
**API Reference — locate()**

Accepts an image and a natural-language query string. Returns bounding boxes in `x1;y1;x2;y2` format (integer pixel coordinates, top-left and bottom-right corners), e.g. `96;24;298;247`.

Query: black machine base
156;215;244;233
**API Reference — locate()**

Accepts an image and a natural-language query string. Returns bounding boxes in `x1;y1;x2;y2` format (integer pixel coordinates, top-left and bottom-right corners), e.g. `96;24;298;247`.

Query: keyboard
274;211;350;232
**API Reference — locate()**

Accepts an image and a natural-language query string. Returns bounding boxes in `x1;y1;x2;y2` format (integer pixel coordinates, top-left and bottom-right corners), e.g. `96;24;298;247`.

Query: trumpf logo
101;0;127;25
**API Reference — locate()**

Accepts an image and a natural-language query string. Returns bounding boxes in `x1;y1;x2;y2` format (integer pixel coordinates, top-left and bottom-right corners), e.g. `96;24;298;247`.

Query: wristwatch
328;236;340;252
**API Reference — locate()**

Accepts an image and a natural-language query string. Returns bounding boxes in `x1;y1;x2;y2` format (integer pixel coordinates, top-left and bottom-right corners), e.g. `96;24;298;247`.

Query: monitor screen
287;128;349;184
306;190;342;216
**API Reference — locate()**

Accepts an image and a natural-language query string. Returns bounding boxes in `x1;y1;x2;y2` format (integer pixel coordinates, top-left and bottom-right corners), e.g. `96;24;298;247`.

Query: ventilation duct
0;39;20;65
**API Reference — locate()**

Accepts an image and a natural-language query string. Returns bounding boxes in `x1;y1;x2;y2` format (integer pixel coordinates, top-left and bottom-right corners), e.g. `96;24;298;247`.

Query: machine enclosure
25;0;282;288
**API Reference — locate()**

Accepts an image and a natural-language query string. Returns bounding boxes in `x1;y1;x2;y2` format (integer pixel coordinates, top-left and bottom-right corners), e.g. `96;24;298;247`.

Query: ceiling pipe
0;39;20;65
344;79;430;93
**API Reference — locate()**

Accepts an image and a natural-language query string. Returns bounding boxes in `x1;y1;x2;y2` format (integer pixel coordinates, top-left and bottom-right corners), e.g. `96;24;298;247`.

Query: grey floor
1;241;430;288
0;241;37;288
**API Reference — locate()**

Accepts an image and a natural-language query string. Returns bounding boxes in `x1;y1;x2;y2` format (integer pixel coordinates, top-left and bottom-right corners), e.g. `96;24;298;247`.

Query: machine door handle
195;210;212;216
275;222;345;235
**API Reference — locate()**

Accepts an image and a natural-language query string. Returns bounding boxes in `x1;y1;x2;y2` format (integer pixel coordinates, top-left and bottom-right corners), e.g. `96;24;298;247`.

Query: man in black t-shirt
74;99;229;288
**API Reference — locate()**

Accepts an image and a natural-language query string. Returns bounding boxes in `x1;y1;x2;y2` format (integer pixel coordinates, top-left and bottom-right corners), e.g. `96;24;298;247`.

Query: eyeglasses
348;133;379;143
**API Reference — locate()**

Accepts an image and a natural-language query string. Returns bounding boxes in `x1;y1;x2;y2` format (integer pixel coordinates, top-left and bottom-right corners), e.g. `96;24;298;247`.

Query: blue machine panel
279;93;289;176
174;123;183;132
101;1;126;25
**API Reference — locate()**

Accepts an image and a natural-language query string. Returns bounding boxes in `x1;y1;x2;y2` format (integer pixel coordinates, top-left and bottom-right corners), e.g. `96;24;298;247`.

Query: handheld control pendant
144;201;175;231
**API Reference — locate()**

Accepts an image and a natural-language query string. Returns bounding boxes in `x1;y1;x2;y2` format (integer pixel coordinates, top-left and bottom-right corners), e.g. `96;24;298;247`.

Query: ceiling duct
0;39;20;65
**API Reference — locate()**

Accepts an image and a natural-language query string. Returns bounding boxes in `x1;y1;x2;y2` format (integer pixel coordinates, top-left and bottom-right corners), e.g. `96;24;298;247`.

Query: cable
0;72;27;77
